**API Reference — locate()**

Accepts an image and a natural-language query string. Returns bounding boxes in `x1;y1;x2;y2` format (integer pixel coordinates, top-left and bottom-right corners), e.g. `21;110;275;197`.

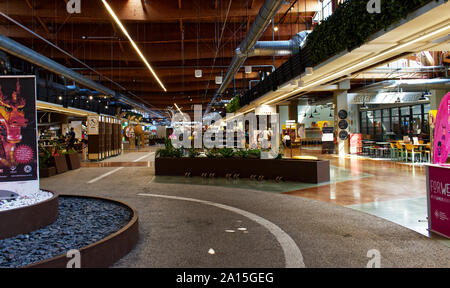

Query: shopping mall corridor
39;148;450;268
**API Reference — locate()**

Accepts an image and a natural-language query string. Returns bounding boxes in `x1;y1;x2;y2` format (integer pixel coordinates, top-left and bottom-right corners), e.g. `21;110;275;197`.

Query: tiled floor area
79;146;449;244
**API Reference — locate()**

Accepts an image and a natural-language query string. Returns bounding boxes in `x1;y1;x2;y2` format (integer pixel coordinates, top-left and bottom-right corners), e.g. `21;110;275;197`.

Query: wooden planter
39;166;56;178
65;153;81;170
53;155;68;174
155;157;330;184
0;192;58;240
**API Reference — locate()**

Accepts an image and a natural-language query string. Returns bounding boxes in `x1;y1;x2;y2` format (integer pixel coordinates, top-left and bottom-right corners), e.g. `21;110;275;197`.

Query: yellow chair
405;144;421;163
396;142;405;161
423;144;431;163
390;142;398;160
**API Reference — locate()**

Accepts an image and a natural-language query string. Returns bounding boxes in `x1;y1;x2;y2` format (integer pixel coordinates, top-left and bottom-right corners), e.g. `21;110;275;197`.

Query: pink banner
428;166;450;238
433;92;450;164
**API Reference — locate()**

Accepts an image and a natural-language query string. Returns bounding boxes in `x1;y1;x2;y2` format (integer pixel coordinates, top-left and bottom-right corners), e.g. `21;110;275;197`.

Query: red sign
427;165;450;238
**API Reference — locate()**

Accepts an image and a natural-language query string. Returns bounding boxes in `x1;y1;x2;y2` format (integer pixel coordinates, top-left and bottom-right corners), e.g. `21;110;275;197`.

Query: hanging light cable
102;0;167;92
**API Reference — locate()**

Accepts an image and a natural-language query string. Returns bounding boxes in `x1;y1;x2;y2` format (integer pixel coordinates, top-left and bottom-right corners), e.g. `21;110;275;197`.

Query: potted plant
64;149;81;170
38;144;56;178
51;141;69;174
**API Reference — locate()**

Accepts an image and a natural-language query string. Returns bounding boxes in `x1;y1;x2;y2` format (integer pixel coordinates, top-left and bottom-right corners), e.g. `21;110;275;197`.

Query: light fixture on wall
102;0;167;92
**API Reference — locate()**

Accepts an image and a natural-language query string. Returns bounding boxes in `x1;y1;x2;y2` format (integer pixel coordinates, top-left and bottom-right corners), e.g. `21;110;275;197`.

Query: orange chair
396;142;405;161
405;144;422;163
423;144;431;163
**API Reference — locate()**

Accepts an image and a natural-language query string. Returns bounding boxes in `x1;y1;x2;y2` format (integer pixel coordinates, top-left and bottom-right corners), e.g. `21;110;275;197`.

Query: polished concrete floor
38;146;450;267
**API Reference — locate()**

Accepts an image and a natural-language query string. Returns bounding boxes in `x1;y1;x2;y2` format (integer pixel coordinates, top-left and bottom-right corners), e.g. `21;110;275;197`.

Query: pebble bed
0;190;53;212
0;196;133;268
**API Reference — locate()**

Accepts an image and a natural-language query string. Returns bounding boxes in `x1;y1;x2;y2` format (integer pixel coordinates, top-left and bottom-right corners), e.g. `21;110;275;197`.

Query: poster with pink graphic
433;92;450;164
427;166;450;239
0;76;39;195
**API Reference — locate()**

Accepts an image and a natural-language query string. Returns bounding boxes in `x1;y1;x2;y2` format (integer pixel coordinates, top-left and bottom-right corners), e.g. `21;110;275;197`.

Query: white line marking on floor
138;193;305;268
87;152;155;184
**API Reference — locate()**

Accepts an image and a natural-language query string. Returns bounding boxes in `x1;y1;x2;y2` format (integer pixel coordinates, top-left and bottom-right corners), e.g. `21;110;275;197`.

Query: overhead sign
0;76;38;194
255;105;277;115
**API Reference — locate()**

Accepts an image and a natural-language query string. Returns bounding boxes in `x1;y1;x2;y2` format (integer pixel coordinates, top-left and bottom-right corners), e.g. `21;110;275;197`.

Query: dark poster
0;76;37;182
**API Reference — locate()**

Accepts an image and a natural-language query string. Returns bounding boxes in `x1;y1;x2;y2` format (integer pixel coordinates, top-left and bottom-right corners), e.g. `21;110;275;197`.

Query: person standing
67;127;76;151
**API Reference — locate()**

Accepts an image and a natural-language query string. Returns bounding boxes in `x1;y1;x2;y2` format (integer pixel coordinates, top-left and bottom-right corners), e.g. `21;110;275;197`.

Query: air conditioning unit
215;76;223;85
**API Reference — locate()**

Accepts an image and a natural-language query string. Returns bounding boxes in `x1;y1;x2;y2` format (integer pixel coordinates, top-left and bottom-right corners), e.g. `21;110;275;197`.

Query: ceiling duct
205;0;284;115
247;31;311;57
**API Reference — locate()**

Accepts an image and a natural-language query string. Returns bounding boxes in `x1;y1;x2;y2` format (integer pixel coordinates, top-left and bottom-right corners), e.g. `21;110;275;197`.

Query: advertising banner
433;92;450;164
427;165;450;239
0;76;39;194
350;133;362;154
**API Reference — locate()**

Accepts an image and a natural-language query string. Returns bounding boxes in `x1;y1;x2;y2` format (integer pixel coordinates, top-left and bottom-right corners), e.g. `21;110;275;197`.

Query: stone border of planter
26;194;139;268
0;192;59;240
155;157;330;184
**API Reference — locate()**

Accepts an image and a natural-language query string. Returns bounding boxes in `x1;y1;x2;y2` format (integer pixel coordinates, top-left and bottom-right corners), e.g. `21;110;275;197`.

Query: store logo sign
66;0;81;14
367;0;381;14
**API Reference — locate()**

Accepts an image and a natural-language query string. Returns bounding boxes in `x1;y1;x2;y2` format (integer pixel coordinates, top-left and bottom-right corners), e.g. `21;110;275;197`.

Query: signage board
0;76;39;194
87;115;99;135
350;133;362;154
427;165;450;239
433;92;450;164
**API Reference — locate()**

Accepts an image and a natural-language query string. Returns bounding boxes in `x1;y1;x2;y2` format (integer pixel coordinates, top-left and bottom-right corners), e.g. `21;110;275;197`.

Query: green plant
247;149;261;159
156;138;183;158
206;148;223;158
38;144;53;169
226;95;241;113
218;148;234;158
305;0;433;67
187;147;199;158
233;149;248;159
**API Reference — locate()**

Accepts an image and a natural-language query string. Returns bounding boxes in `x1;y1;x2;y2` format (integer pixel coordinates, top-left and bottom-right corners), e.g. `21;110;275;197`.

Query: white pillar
334;79;351;157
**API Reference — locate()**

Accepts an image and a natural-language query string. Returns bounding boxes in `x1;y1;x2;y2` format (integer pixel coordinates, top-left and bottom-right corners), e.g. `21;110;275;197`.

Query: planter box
66;153;81;170
155;157;330;184
53;155;68;174
39;166;56;178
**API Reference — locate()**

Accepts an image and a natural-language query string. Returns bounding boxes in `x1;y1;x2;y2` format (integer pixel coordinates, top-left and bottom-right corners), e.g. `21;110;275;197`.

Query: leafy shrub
187;147;199;158
156;138;183;158
219;148;234;158
306;0;434;66
226;95;240;113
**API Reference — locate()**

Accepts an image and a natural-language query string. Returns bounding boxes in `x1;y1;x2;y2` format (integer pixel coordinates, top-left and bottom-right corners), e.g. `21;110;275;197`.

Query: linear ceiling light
264;24;450;105
174;103;183;114
102;0;167;92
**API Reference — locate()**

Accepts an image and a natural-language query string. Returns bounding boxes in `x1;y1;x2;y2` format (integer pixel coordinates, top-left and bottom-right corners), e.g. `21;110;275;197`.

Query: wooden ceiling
0;0;319;113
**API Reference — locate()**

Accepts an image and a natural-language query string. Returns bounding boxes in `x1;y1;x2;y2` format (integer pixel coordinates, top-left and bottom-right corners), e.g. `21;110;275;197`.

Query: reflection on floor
347;197;450;247
152;165;371;193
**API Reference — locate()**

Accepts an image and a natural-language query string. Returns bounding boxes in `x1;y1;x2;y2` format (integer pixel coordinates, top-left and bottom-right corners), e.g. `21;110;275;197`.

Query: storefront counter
426;164;450;239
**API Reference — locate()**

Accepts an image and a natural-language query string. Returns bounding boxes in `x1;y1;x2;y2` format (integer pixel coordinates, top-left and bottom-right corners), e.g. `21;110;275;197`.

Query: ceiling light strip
102;0;167;92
